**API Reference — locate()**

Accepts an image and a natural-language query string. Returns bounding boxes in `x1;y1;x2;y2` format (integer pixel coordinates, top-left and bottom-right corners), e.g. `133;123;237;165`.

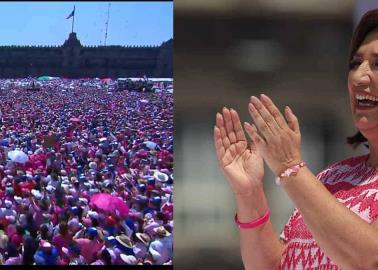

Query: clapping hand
244;94;302;177
214;107;264;195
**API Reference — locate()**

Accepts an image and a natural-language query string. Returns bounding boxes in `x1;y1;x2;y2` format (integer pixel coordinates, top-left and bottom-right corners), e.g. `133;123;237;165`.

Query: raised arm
214;107;284;270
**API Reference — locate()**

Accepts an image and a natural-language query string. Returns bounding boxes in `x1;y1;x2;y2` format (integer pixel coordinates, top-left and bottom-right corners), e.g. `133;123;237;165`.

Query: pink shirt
52;234;71;256
280;155;378;269
76;238;104;264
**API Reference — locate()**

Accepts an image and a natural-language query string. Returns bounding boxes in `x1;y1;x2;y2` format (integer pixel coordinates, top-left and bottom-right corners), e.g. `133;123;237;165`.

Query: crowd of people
0;78;173;265
116;78;156;93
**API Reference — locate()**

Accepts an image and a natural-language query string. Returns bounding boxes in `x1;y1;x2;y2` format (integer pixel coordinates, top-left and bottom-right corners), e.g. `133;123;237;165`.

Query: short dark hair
347;9;378;147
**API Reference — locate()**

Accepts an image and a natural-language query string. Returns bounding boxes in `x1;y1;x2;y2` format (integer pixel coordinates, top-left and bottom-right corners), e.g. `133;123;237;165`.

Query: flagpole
71;5;75;33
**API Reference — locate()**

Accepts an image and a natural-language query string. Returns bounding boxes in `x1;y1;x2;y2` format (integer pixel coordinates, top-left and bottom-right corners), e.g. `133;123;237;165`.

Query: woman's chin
355;116;378;132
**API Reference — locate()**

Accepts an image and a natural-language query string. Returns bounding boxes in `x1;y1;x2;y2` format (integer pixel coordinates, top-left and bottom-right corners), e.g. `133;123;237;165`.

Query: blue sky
0;2;173;46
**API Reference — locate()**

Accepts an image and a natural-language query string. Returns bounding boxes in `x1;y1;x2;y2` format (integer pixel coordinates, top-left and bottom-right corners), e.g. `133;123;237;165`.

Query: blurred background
174;1;378;269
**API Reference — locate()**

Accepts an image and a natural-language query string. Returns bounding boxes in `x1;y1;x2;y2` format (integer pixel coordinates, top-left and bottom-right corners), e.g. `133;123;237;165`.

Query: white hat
153;171;169;183
46;185;55;192
78;197;88;204
88;210;99;220
13;196;22;204
120;254;137;265
89;162;97;169
31;189;42;200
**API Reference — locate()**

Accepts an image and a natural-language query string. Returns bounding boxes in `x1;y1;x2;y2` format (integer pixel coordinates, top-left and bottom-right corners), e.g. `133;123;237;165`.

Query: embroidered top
279;154;378;270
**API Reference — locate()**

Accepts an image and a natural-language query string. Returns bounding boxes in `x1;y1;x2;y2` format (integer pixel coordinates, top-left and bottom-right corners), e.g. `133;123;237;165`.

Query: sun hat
153;226;171;237
135;232;151;246
89;162;97;169
115;234;133;249
143;258;154;265
120;254;137;265
153;171;169;183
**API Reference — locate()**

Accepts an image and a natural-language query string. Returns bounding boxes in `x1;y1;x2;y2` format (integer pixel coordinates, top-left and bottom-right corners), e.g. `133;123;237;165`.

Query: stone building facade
0;33;173;78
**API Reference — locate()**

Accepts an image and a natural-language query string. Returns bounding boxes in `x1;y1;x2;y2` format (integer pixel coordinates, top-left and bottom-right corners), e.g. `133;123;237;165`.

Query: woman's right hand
214;107;264;195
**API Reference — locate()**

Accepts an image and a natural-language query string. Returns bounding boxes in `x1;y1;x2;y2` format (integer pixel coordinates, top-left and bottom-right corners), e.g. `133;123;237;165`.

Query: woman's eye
349;60;361;69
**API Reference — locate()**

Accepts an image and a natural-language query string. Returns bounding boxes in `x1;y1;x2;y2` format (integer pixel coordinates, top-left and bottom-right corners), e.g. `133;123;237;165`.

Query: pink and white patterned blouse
279;155;378;269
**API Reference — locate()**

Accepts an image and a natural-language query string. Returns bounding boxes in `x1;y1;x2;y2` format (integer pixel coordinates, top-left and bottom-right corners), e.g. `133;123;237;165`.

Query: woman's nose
354;62;371;86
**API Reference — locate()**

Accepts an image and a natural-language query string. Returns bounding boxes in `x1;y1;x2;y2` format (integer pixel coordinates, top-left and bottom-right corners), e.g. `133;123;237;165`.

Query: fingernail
251;96;258;102
261;94;268;100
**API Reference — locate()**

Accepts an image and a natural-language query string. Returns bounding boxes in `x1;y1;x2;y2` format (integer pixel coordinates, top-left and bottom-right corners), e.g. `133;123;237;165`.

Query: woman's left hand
244;94;302;177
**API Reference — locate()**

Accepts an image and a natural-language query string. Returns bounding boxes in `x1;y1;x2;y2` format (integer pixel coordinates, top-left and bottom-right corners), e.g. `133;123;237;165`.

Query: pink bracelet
275;161;306;185
234;209;270;229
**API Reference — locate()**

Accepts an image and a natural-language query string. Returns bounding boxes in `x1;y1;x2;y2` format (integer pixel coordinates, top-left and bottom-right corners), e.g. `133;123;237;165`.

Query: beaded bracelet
234;209;270;229
275;161;306;185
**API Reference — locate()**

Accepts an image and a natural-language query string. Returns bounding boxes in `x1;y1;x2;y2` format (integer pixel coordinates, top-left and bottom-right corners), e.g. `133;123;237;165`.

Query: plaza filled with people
0;77;173;265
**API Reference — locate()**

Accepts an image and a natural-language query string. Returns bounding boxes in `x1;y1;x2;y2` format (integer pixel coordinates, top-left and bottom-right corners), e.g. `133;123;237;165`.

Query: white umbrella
8;150;29;164
153;170;169;183
143;141;157;150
